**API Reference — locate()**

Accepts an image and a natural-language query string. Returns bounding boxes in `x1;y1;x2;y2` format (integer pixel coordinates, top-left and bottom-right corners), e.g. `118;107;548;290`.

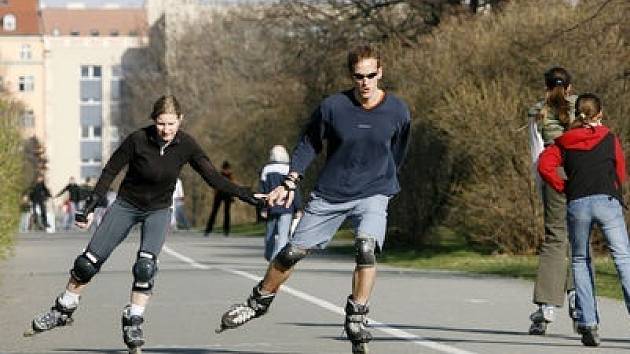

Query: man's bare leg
260;261;295;293
352;266;376;304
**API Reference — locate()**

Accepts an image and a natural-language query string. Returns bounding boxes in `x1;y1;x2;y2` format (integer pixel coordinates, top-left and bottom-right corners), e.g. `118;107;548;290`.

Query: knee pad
132;251;158;292
355;238;376;268
274;243;308;270
70;251;102;284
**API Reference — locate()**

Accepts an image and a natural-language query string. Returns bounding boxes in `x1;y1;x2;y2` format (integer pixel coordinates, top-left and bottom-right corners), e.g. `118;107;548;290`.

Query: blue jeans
264;213;293;261
567;195;630;327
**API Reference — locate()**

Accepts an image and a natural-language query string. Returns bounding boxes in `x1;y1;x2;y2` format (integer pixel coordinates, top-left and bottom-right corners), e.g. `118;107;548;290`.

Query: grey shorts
290;193;390;251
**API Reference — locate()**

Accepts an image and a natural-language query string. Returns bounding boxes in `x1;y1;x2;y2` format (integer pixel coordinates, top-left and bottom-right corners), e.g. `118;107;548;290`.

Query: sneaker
577;326;600;347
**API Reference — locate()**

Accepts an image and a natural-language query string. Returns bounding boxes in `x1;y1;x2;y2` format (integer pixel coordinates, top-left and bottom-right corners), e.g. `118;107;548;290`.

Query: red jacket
538;125;626;194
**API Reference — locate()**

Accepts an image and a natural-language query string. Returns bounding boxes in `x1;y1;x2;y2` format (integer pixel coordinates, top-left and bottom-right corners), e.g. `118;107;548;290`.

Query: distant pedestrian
204;160;234;236
527;67;577;334
260;145;302;261
19;194;32;232
538;93;630;347
55;177;82;231
171;178;190;230
29;175;51;230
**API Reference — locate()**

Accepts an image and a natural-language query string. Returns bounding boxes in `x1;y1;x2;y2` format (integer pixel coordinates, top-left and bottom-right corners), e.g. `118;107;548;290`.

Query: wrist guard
75;194;100;223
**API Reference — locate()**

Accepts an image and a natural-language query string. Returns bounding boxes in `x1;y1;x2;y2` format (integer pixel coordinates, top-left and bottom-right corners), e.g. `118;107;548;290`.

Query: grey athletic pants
85;198;171;267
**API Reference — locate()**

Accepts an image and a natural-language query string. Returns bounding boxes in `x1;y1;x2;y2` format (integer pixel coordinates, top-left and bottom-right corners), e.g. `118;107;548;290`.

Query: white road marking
163;245;479;354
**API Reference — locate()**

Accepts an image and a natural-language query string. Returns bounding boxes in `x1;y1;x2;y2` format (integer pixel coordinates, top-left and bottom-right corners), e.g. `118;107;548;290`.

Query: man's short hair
347;44;381;72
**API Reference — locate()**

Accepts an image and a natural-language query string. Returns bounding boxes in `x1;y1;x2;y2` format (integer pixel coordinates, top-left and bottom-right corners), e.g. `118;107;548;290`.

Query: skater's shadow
286;322;630;349
58;349;283;354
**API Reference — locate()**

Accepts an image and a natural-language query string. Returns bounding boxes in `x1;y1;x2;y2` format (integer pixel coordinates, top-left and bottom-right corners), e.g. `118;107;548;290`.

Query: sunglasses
352;72;378;80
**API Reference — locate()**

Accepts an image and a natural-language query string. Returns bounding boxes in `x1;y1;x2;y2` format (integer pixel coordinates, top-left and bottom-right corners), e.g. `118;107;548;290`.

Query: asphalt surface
1;230;629;354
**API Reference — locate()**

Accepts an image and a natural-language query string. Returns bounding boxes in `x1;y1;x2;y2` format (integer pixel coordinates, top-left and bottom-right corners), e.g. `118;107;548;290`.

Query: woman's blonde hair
150;95;181;120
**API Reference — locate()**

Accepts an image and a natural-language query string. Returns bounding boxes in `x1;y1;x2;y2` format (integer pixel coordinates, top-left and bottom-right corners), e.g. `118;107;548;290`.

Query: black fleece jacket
91;125;256;211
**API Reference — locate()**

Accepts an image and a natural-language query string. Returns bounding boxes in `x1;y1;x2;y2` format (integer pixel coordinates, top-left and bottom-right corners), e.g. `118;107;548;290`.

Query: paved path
1;231;629;354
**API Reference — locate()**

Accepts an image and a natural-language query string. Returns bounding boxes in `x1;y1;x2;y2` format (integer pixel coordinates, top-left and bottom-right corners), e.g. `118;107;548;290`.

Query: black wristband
281;180;297;192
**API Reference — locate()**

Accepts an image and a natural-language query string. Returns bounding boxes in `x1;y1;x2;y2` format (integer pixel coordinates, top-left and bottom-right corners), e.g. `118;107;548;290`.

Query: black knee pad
355;238;376;268
70;251;101;284
132;251;158;292
274;244;308;270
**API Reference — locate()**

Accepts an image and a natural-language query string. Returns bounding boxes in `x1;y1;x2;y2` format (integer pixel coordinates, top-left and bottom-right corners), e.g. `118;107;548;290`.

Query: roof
0;0;41;35
41;8;147;37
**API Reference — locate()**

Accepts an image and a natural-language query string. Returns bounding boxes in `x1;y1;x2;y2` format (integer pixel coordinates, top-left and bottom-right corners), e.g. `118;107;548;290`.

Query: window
110;29;119;36
20;44;31;60
128;30;138;36
90;29;99;36
0;0;9;6
111;65;122;78
21;109;34;128
81;65;102;79
3;13;16;31
18;76;34;92
81;125;102;140
70;30;80;36
0;76;4;91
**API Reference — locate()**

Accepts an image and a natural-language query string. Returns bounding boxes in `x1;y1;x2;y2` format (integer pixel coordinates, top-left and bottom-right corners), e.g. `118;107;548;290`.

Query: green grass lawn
230;223;625;300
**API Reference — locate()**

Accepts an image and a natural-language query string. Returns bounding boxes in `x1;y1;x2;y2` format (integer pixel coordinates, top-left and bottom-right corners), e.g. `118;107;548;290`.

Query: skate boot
122;305;145;354
216;282;275;333
344;296;372;354
567;290;579;333
528;304;555;335
577;325;600;347
25;297;77;336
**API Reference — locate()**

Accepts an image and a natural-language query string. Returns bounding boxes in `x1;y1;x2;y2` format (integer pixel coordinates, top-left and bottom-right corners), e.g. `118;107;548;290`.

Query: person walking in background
527;67;578;335
260;145;302;261
29;175;52;230
538;93;630;347
55;177;82;231
19;194;32;232
204;160;234;237
217;44;411;354
26;95;263;353
171;178;190;231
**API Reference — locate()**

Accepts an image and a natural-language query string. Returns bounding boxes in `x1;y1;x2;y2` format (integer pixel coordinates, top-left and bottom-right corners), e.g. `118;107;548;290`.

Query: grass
229;223;625;300
330;226;625;300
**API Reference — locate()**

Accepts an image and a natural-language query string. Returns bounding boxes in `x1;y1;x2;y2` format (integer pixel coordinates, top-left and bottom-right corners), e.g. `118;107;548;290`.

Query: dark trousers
205;194;232;235
34;200;48;228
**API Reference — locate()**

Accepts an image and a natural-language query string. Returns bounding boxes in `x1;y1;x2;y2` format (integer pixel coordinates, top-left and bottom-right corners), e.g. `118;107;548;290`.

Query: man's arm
392;110;411;171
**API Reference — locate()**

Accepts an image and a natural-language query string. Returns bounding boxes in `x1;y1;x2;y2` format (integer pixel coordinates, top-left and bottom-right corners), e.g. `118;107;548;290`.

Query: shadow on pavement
287;322;630;350
56;348;290;354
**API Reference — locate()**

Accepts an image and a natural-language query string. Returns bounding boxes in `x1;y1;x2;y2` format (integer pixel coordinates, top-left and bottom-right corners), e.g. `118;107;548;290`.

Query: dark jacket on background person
29;182;51;203
56;182;82;202
260;161;302;215
538;125;626;204
90;125;257;211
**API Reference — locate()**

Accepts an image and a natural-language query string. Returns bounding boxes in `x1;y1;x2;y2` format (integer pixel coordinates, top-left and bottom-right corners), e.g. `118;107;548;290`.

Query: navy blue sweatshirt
291;90;411;202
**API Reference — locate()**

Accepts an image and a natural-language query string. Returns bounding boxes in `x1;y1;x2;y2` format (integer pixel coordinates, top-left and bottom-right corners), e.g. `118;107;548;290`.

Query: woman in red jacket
538;93;630;347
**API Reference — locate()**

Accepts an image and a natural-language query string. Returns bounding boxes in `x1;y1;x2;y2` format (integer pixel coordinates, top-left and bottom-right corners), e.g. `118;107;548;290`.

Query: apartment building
0;0;45;139
41;5;147;191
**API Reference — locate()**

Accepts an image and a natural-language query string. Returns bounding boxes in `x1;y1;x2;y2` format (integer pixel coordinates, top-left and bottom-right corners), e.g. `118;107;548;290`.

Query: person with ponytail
538;93;630;346
25;95;264;353
527;67;578;334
